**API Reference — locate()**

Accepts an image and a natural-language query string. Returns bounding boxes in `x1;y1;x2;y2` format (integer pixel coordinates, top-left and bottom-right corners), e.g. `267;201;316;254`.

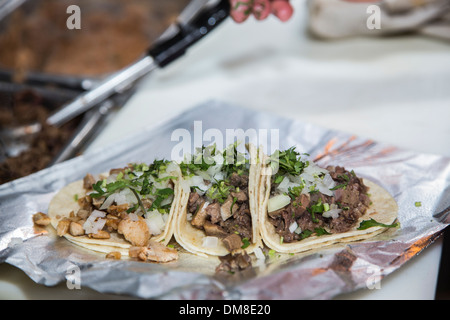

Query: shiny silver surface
0;101;448;299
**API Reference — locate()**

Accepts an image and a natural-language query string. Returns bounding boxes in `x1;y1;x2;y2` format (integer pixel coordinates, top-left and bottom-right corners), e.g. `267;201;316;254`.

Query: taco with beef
47;159;181;261
174;143;263;257
257;147;399;253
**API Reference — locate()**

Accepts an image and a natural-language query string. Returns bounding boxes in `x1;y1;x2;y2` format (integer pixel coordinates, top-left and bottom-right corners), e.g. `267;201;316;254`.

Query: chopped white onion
253;247;267;271
289;221;298;233
276;163;336;197
206;155;223;178
254;247;265;261
322;204;342;219
276;176;299;194
187;175;210;195
160;194;174;207
294;226;302;234
89;210;105;219
164;161;179;176
144;210;166;235
128;213;139;221
202;236;219;248
268;194;291;213
83;210;106;234
99;194;115;210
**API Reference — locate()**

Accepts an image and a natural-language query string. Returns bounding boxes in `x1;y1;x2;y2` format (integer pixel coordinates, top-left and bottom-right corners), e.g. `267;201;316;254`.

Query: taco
174;143;263;257
257;147;399;253
47;160;181;261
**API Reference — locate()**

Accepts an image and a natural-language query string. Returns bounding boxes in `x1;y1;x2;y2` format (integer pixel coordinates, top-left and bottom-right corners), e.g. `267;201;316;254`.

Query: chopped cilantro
206;181;231;204
314;227;331;236
241;237;250;249
269;147;309;183
299;227;330;240
357;218;399;230
88;159;176;214
287;185;304;200
307;199;325;223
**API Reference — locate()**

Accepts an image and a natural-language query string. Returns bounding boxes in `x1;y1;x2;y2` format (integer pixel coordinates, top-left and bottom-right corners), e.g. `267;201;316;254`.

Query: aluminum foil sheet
0;100;449;299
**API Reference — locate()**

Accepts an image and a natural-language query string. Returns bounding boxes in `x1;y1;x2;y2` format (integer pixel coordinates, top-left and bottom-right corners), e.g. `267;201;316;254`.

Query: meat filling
269;166;371;243
188;173;252;253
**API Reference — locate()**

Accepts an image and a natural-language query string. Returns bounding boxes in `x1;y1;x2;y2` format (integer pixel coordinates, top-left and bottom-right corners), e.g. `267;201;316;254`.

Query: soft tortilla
174;144;263;257
48;174;182;256
257;151;399;254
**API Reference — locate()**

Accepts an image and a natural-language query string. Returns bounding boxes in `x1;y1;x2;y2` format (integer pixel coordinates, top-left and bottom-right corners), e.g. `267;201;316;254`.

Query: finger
271;0;294;22
229;0;252;23
252;0;271;21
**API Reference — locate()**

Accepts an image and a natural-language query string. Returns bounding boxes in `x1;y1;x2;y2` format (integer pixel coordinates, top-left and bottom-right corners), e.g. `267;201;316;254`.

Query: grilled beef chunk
229;172;249;188
191;202;208;229
206;202;221;224
216;251;252;273
222;234;244;252
269;166;371;242
203;221;229;238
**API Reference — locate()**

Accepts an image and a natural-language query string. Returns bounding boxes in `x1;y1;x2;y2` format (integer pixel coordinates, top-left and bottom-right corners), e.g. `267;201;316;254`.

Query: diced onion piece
83;210;106;234
116;188;136;205
202;236;219;248
253;246;267;271
289;221;298;233
160;194;174;207
164;161;179;176
128;213;139;221
187;175;210;195
254;247;266;261
322;204;342;219
268;194;291;213
99;194;116;210
276;176;299;194
100;188;136;210
145;210;166;235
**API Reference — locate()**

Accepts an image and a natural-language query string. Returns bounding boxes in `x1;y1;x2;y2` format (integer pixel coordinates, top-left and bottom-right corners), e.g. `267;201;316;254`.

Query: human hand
229;0;294;23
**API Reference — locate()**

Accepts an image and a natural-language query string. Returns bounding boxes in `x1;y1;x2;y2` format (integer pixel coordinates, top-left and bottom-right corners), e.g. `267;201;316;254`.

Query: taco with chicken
257;147;399;253
174;143;263;257
47;159;181;261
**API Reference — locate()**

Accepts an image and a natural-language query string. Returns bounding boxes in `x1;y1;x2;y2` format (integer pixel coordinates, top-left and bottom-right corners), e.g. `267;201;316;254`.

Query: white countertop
1;0;449;299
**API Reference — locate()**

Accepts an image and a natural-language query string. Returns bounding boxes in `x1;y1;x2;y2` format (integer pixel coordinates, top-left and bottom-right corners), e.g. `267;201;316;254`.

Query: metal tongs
47;0;230;127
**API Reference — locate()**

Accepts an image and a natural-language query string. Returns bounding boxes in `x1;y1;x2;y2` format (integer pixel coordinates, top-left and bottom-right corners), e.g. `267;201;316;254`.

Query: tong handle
148;0;230;68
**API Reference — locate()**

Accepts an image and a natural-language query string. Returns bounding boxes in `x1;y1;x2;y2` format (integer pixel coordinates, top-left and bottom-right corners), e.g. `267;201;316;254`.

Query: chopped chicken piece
76;209;90;220
129;240;178;263
88;230;110;239
69;221;85;236
117;215;150;246
105;215;120;231
83;173;96;190
107;204;130;215
32;212;51;226
56;219;70;236
106;251;122;260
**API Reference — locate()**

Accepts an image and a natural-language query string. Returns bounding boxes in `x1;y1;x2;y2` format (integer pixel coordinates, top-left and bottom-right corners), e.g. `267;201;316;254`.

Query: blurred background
0;0;449;299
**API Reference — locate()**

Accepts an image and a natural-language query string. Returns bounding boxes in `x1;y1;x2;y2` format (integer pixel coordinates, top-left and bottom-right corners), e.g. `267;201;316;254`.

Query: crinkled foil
1;100;449;299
